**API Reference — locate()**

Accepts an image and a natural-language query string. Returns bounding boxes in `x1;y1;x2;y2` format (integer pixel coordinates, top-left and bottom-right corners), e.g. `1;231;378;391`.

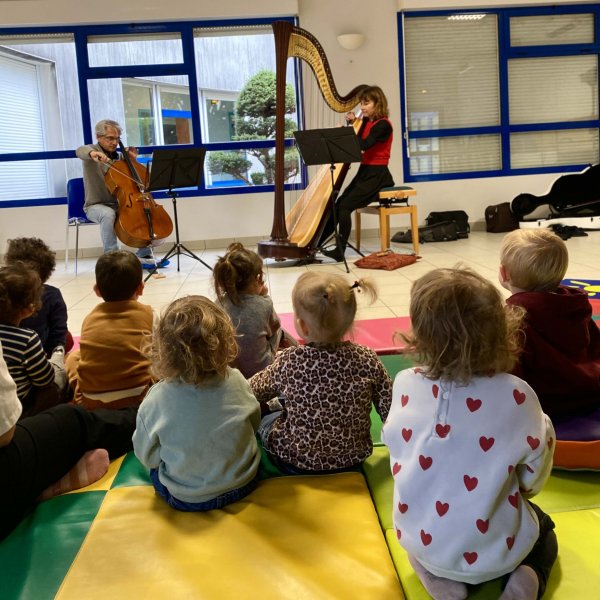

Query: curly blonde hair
292;272;377;343
500;229;568;292
213;242;264;306
403;267;524;384
150;295;238;385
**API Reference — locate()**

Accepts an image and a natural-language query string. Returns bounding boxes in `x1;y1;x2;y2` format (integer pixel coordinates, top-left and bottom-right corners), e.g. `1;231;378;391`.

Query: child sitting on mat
383;267;557;600
213;242;296;378
0;339;137;540
250;271;392;474
500;228;600;421
65;250;154;409
133;295;261;511
0;264;67;417
5;237;73;356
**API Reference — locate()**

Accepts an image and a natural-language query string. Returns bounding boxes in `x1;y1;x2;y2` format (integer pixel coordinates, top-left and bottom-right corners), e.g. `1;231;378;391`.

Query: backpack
485;202;519;233
392;220;459;244
425;210;470;239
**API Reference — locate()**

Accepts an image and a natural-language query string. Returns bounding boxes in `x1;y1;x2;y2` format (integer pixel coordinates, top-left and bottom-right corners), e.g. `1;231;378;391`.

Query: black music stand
294;127;363;273
144;148;211;280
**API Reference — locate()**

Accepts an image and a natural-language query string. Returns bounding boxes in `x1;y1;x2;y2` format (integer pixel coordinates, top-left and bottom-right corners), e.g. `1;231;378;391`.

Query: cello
104;141;173;248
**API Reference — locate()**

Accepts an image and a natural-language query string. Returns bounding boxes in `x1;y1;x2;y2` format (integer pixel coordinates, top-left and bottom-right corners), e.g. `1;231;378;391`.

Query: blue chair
65;177;97;275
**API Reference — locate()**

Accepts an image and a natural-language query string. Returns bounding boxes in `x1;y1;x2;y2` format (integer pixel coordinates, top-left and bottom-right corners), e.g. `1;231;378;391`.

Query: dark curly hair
5;237;56;283
0;264;43;325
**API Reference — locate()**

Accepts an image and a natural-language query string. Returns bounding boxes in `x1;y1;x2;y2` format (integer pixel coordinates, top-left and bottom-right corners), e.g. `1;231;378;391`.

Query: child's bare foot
408;554;468;600
500;565;539;600
39;449;110;500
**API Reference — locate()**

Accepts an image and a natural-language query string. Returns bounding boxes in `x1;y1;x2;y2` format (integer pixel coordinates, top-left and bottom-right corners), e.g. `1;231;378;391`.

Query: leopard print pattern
250;342;392;471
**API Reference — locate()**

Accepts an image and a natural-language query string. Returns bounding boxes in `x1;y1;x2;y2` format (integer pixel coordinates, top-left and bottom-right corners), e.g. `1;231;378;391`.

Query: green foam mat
0;491;105;599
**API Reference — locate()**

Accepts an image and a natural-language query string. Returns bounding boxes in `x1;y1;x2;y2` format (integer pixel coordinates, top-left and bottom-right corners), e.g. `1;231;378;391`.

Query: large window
0;19;300;205
400;6;600;181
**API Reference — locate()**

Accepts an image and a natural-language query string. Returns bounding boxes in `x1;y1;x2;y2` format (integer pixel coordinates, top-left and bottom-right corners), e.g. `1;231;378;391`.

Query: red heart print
398;502;408;514
436;501;449;517
419;455;433;470
435;424;451;438
402;428;412;442
506;535;515;550
513;389;526;405
464;475;478;491
463;552;478;565
420;530;432;546
508;465;514;474
476;519;489;534
479;436;495;452
396;528;402;540
527;436;540;450
401;394;409;407
432;384;439;398
508;492;520;508
466;397;482;412
392;462;401;475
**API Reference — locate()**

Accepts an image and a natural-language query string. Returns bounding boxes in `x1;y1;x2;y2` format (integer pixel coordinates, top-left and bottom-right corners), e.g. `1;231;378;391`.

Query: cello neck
118;139;144;190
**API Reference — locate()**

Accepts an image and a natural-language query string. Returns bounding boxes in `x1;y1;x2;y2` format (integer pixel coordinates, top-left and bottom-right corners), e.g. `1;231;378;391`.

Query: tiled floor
51;231;600;337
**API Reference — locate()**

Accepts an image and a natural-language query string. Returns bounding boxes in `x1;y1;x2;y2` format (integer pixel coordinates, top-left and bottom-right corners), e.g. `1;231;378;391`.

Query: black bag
425;210;470;239
392;221;459;244
485;202;519;233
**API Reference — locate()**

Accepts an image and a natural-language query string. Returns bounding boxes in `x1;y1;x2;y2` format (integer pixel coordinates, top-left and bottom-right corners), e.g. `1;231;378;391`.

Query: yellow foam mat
56;473;404;600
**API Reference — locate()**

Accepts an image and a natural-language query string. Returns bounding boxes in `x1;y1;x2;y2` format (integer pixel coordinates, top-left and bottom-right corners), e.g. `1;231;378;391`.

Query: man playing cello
76;119;166;267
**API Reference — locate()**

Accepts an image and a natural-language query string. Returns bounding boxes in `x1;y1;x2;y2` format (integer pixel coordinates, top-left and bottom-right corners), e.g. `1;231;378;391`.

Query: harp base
257;239;314;261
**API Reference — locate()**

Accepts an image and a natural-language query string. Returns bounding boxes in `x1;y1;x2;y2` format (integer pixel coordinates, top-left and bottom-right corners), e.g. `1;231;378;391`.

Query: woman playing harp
256;21;371;261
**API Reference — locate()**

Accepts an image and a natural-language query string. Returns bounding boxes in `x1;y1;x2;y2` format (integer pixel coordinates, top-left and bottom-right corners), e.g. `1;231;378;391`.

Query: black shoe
321;246;344;262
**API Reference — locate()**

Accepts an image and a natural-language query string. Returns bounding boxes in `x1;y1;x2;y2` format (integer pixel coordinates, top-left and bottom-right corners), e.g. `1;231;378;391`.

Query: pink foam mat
279;313;411;355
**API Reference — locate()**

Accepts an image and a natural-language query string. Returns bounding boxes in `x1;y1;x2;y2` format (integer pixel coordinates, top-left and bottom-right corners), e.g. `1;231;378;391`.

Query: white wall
0;0;589;256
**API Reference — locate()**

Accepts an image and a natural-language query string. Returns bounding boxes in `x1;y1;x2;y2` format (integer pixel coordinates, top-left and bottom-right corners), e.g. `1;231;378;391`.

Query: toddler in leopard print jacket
250;271;392;474
382;268;557;600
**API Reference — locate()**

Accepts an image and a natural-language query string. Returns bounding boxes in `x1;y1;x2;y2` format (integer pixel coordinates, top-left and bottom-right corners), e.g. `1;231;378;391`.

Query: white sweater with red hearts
382;369;554;585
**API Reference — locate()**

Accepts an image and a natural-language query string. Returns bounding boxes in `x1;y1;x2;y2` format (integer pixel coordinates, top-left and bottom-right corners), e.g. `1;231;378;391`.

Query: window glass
87;33;183;67
409;135;501;175
88;76;192;147
404;15;499;130
511;129;599;169
510;13;594;46
509;55;598;124
206;147;301;189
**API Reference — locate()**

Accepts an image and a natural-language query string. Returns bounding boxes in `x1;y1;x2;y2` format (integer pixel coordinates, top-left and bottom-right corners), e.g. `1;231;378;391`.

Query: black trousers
0;404;137;540
320;164;394;251
518;502;558;598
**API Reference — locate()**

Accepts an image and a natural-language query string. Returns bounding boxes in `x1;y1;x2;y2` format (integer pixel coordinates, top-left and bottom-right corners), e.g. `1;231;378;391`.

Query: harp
257;21;369;260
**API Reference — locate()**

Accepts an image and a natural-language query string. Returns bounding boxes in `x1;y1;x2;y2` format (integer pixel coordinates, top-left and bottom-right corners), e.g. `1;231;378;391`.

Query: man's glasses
101;135;119;142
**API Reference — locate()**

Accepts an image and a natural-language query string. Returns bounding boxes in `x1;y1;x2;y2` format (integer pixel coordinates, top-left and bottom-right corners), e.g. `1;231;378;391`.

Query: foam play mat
3;356;600;598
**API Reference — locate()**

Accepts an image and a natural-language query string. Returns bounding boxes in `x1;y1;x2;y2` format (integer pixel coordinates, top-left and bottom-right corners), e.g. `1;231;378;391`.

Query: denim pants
85;202;152;257
85;203;119;253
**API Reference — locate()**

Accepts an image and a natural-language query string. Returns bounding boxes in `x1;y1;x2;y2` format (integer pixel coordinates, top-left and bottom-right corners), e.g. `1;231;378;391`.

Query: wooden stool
355;186;418;254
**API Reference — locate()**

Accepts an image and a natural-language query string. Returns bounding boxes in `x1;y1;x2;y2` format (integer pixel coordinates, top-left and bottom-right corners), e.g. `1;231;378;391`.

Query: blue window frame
0;17;300;207
399;5;600;182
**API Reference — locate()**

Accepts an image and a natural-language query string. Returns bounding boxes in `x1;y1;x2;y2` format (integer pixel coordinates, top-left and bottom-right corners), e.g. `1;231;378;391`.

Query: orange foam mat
55;473;404;600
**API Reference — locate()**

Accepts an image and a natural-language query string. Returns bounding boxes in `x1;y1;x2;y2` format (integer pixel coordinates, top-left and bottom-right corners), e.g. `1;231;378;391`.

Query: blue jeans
85;202;152;257
85;202;118;253
149;469;258;512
